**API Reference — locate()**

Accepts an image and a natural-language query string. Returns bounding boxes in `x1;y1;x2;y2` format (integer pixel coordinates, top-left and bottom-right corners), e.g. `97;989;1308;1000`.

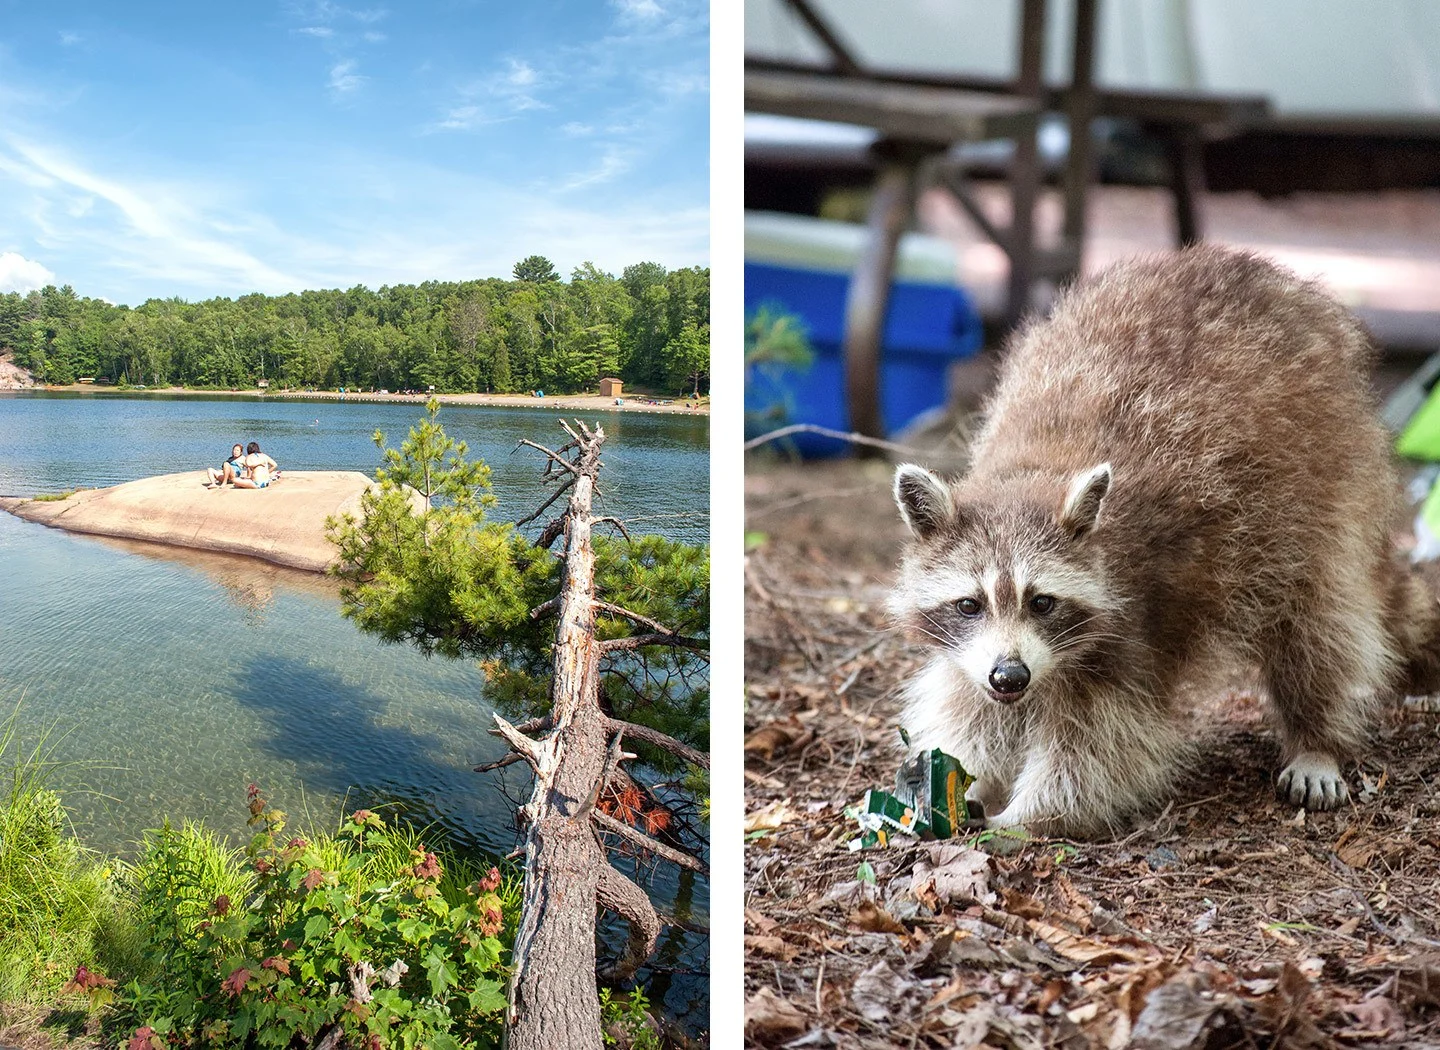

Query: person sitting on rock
233;442;278;489
206;444;248;487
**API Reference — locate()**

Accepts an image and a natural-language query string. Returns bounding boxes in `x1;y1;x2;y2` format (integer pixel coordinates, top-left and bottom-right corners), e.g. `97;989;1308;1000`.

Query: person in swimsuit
233;442;278;489
206;444;247;487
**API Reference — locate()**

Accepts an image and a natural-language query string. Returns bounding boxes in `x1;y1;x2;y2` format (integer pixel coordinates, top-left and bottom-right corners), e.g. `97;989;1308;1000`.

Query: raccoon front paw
1277;752;1349;810
965;776;1010;816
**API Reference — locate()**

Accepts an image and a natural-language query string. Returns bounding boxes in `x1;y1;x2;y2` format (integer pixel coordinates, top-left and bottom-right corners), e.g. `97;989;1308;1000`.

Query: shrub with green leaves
110;785;517;1050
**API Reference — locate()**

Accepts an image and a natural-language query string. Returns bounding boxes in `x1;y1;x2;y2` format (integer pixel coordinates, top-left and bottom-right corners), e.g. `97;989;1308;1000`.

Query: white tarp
745;0;1440;117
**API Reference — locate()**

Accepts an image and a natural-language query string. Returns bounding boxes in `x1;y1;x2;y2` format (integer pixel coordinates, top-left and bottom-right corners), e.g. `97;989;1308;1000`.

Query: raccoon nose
988;659;1030;696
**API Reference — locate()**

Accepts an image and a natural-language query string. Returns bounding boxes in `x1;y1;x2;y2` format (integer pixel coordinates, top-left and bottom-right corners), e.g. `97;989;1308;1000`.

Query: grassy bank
0;710;529;1049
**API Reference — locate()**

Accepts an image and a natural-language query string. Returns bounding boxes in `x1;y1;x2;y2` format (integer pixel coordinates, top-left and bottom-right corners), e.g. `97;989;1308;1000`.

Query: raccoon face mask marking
890;464;1118;705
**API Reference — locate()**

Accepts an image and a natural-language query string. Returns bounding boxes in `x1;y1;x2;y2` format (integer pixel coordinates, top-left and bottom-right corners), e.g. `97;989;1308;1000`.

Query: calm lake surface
0;391;709;1019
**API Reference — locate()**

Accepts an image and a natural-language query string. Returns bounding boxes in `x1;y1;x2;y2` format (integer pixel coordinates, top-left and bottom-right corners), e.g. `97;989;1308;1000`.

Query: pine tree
326;403;709;1048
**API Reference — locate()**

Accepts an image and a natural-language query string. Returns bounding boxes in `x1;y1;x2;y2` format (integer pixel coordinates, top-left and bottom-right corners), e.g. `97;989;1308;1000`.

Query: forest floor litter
744;456;1440;1050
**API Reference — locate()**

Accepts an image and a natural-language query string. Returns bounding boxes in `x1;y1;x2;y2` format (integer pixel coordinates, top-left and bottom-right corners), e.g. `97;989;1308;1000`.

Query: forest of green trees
0;255;710;396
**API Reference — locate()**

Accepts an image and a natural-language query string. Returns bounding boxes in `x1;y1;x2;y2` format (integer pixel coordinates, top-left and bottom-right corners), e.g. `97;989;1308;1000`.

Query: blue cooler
745;211;982;457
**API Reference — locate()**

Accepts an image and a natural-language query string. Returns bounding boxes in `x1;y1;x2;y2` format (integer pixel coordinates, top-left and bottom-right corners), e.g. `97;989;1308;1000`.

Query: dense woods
0;257;710;396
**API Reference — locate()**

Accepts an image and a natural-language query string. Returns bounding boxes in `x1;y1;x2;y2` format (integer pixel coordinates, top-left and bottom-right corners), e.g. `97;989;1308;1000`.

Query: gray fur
888;246;1440;838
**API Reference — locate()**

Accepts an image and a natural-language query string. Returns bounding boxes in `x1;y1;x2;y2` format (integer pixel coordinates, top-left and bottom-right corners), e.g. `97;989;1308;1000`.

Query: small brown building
599;377;623;398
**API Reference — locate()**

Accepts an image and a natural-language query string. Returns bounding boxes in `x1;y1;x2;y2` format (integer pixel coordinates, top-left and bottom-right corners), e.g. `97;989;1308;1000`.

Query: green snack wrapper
893;749;978;839
846;747;983;848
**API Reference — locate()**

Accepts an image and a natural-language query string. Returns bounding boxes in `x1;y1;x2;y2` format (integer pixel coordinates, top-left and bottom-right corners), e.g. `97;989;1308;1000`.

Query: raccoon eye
956;597;982;618
1029;594;1055;615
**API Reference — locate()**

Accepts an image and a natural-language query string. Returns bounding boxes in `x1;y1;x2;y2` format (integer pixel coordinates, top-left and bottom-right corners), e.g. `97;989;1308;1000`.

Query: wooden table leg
1166;124;1207;247
844;157;916;448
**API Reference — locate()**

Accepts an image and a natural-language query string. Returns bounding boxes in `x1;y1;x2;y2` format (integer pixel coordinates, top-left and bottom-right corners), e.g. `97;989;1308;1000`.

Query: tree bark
501;421;698;1050
505;423;609;1050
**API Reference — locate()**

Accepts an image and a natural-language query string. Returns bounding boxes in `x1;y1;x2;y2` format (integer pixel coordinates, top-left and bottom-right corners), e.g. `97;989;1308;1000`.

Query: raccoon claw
1277;752;1349;810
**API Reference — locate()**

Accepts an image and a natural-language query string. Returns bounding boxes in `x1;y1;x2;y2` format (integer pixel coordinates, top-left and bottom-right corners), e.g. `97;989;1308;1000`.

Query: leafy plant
599;986;661;1050
109;785;518;1049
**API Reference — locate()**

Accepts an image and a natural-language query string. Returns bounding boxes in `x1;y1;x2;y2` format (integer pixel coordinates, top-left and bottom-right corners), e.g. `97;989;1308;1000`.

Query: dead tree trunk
494;420;707;1050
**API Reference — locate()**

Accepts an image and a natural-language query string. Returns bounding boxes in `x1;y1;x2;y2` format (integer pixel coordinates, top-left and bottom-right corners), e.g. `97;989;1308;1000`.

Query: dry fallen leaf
850;900;906;934
851;961;914;1022
745;934;799;961
1345;995;1405;1036
1130;981;1229;1050
744;987;808;1045
910;843;994;907
745;798;802;834
1027;920;1150;965
744;714;815;762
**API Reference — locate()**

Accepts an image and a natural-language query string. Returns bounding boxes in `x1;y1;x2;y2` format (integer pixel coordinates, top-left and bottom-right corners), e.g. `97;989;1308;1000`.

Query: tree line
0;255;710;396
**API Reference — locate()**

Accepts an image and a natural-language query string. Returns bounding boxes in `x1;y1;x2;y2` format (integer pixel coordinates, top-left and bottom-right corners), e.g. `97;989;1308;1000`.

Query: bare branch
515;475;575;528
528;596;560;621
577;727;626;823
743;422;921;456
605;717;709;770
489;714;541;767
592;516;632;542
535;517;567;550
595;864;661;983
516;438;579;475
593;810;708;875
600;631;708;653
474;753;528;774
594;600;682;637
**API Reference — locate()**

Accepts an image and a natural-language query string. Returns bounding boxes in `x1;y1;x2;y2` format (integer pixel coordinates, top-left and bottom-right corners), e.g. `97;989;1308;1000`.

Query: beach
29;384;711;416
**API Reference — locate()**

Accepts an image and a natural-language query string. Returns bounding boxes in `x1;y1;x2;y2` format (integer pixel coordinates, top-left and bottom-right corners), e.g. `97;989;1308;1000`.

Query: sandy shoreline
21;384;710;416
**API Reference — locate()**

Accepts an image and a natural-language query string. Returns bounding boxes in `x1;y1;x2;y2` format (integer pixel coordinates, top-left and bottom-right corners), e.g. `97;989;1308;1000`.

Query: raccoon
889;245;1440;838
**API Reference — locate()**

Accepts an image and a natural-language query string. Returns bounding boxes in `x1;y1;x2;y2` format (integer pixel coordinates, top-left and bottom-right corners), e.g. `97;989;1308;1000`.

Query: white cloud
434;105;513;131
328;60;366;95
562;145;632;191
363;31;386;42
561;122;594;136
0;136;302;296
297;26;334;37
58;31;81;46
505;59;537;88
0;252;54;293
610;0;664;21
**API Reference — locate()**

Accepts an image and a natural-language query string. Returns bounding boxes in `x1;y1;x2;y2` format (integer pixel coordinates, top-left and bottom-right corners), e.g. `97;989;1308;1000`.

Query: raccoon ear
1060;463;1112;539
894;464;954;538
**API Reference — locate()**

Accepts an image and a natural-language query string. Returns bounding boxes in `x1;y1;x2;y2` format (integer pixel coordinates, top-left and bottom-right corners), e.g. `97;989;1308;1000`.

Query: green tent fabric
1396;382;1440;461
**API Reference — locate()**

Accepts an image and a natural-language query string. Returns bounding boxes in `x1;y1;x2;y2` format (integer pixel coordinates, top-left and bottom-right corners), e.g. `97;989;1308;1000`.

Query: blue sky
0;0;708;305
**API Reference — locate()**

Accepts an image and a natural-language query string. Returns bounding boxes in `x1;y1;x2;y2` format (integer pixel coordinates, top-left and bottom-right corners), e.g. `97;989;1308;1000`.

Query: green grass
31;490;76;502
0;707;120;1003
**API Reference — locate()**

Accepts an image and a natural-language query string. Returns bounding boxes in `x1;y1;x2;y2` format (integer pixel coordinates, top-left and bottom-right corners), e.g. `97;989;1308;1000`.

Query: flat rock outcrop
0;471;396;571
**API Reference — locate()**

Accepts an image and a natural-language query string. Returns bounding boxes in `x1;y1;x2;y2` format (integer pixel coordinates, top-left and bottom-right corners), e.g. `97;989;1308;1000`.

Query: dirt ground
743;449;1440;1049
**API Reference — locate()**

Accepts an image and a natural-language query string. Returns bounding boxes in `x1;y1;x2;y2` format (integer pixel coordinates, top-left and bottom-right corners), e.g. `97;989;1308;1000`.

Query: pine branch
593;600;687;638
593;810;708;875
600;631;708;653
605;717;708;770
595;864;660;984
527;596;560;621
577;728;630;822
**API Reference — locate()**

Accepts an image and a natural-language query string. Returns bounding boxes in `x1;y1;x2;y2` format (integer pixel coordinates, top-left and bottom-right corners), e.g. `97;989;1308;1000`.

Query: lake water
0;391;709;1021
